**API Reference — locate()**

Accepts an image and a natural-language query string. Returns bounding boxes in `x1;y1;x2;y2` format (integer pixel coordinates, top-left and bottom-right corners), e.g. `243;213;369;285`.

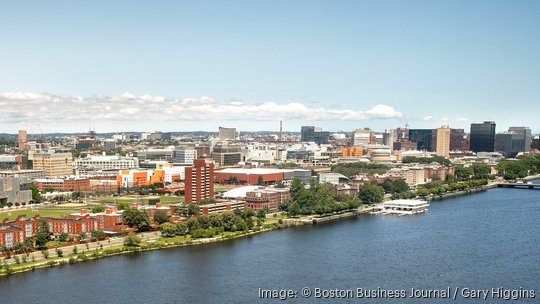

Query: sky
1;0;539;134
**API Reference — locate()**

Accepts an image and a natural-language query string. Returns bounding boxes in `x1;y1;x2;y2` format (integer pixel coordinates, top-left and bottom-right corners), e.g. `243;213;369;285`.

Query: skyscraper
408;129;435;151
449;129;466;151
435;126;451;157
185;159;214;203
470;121;496;153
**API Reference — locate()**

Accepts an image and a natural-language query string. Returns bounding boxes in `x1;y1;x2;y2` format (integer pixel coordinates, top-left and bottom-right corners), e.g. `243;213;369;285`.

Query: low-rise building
244;188;290;211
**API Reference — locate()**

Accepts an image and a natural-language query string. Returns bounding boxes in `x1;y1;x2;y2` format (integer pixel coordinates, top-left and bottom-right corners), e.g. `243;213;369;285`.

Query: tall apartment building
185;159;214;203
218;127;236;140
435;126;451;157
30;151;73;177
470;121;496;153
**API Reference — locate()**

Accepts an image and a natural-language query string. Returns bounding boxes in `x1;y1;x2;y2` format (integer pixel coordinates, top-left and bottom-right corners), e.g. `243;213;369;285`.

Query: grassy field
92;195;183;206
0;208;80;221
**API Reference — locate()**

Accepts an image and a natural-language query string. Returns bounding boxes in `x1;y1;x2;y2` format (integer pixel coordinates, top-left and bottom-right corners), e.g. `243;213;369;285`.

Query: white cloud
456;117;468;122
0;92;403;125
423;115;433;121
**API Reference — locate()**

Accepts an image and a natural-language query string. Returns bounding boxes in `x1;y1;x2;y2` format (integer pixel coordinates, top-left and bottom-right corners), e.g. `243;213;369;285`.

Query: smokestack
279;120;282;141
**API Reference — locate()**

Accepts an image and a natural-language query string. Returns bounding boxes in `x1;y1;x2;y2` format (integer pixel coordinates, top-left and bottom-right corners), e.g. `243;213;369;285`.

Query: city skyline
1;1;539;133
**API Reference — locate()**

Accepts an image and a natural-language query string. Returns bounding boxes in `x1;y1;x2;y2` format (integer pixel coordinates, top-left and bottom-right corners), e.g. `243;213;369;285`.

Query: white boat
380;199;429;215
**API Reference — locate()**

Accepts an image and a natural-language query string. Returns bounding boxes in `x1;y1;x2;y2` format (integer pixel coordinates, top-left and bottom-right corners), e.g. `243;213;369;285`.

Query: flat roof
216;168;310;175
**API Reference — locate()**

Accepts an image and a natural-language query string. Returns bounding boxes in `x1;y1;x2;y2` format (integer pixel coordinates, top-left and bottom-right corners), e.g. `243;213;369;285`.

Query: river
1;185;539;303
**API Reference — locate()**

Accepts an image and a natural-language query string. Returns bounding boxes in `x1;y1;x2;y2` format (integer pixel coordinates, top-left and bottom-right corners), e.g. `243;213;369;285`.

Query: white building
73;155;139;171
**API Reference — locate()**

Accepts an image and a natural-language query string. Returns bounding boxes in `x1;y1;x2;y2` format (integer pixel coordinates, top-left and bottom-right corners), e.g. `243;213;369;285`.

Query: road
3;231;162;265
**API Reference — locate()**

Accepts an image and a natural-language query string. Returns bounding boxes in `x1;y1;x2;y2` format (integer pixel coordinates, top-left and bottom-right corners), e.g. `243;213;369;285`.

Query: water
1;186;539;304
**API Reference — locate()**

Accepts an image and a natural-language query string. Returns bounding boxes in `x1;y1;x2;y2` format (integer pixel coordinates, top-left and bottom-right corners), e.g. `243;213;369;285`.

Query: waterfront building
185;159;215;203
381;199;429;215
245;188;290;211
435;126;451;157
200;200;245;215
30;151;73;177
470;121;496;153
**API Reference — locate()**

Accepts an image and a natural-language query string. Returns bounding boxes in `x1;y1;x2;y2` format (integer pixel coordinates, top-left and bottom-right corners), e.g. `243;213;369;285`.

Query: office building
435;126;451;157
408;129;435;151
300;126;330;144
470;121;496;153
450;129;466;151
30;151;73;177
173;148;197;165
185;159;214;203
495;127;532;157
212;144;242;167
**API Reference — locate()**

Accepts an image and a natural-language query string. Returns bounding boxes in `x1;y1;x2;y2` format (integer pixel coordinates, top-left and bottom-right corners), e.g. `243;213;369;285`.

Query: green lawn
0;208;80;221
92;195;183;206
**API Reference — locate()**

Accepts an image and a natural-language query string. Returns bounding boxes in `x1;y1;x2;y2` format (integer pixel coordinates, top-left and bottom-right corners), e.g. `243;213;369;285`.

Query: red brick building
35;177;91;193
185;159;215;203
245;188;290;211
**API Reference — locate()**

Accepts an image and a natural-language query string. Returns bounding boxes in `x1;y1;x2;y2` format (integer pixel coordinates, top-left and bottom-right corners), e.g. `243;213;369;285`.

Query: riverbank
0;206;382;277
4;174;539;277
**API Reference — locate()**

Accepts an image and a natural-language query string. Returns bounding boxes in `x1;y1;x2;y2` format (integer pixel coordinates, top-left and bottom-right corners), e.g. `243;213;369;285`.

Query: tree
472;163;491;179
117;202;129;210
175;203;200;218
160;222;178;237
91;205;105;213
58;232;69;242
153;210;170;224
123;233;141;247
257;175;264;185
91;230;106;241
56;248;63;257
123;207;152;231
35;232;49;249
455;166;473;181
357;184;385;204
29;183;42;203
175;222;188;235
256;209;266;219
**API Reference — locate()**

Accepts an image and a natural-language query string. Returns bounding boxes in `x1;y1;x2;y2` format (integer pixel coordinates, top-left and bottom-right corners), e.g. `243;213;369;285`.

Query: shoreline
3;174;540;277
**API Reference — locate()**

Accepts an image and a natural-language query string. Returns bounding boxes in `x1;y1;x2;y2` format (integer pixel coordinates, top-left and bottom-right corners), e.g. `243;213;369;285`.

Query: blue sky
0;0;539;133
